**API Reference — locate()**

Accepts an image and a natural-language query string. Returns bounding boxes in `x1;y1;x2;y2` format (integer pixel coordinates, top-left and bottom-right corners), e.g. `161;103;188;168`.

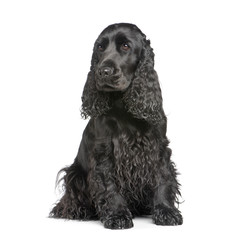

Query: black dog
50;23;183;229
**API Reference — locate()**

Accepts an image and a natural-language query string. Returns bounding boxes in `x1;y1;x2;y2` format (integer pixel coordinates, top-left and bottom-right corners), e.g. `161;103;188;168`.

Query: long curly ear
123;38;166;125
81;52;111;119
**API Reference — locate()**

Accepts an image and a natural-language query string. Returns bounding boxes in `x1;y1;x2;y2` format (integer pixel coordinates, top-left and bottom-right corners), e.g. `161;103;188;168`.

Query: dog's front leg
89;140;133;229
152;147;183;225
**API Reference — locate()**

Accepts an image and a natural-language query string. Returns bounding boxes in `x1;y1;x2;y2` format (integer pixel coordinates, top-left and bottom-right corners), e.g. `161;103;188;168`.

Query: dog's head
93;23;144;92
81;23;165;125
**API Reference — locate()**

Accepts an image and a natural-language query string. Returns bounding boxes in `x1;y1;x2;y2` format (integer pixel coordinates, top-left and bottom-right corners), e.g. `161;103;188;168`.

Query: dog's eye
122;43;130;51
98;45;104;51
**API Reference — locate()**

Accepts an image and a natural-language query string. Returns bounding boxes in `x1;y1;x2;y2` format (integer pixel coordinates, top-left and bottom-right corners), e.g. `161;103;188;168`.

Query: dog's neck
112;98;124;110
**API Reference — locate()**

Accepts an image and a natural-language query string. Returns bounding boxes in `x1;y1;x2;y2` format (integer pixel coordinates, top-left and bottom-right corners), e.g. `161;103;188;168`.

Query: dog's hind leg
49;163;97;220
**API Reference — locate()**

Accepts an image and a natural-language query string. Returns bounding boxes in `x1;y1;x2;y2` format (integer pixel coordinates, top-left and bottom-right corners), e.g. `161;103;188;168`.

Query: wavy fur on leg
50;165;97;220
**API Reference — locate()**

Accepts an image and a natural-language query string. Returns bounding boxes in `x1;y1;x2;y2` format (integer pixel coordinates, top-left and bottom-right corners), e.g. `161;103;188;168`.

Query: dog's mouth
96;74;128;92
100;85;118;92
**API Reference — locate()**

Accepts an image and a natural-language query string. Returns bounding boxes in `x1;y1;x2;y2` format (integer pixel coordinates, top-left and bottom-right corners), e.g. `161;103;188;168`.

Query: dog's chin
96;77;131;92
97;85;120;92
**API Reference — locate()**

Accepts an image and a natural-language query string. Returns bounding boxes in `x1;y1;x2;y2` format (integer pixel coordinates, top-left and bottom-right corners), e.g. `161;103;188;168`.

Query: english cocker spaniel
50;23;183;229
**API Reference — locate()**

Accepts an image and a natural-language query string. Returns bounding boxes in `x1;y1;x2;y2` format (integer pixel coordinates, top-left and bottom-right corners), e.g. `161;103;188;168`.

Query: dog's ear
123;38;166;125
81;51;111;119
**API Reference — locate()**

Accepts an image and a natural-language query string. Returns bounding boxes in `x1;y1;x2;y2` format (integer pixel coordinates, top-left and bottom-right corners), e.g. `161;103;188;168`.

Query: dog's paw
49;203;97;220
103;214;133;229
152;204;183;226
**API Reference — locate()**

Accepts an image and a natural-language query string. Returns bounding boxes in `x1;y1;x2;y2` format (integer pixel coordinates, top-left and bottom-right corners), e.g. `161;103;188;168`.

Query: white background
1;0;233;239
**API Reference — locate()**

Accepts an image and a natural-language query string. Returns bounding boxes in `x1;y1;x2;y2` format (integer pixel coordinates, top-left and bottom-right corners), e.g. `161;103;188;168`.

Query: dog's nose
98;67;114;77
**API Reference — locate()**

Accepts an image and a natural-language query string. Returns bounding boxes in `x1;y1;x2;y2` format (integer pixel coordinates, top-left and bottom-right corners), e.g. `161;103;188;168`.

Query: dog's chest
112;131;159;194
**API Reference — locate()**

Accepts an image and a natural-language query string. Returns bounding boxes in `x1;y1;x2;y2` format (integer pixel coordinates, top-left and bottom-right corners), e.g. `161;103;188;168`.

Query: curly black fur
50;23;183;229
